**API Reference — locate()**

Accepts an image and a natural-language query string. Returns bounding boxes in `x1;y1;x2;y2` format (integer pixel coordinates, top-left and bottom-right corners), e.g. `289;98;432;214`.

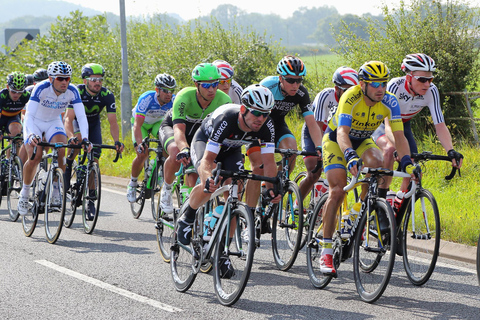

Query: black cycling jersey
0;88;30;117
68;84;116;123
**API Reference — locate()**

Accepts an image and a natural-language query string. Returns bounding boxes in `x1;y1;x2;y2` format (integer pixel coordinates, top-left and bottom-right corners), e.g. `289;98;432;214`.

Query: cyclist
0;71;30;163
245;55;322;228
175;84;281;260
298;66;359;200
64;63;124;219
18;61;91;216
26;68;49;94
158;63;231;215
212;60;243;104
372;53;463;210
126;73;176;203
319;61;417;275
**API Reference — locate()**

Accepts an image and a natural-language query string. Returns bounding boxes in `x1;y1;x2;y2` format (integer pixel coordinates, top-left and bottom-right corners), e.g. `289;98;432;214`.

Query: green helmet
81;63;105;79
191;63;221;82
6;71;27;91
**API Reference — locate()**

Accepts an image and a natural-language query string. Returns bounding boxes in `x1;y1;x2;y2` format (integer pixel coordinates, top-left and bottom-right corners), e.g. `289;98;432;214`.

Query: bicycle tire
213;204;255;306
150;164;161;220
170;200;197;292
64;161;79;228
353;198;396;303
306;193;335;289
293;171;315;250
157;183;181;263
130;183;146;219
271;181;303;271
44;167;66;244
402;188;440;286
82;162;101;234
22;169;40;237
7;156;23;222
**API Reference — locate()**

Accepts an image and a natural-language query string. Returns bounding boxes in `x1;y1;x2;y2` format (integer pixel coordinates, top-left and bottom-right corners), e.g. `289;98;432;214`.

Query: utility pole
119;0;132;140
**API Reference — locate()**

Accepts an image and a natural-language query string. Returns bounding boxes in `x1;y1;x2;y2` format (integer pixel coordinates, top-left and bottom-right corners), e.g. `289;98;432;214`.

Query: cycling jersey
68;84;116;123
387;76;443;124
0;88;30;117
172;87;232;138
228;79;243;104
24;80;88;140
132;90;174;125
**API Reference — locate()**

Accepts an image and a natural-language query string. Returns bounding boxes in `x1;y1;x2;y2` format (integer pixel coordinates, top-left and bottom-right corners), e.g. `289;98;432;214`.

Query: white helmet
212;60;234;80
241;84;274;112
47;61;73;77
401;53;436;73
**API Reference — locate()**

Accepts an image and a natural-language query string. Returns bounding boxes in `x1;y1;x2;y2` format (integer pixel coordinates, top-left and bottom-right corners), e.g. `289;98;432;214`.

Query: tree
333;0;480;139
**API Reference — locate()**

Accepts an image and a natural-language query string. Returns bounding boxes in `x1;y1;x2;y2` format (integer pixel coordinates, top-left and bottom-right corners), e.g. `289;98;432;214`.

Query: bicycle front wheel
353;198;396;303
306;193;335;289
7;156;23;222
272;181;303;271
157;183;180;263
82;163;101;234
130;183;146;219
293;171;314;250
22;171;40;237
213;204;255;306
402;189;440;286
44;167;66;244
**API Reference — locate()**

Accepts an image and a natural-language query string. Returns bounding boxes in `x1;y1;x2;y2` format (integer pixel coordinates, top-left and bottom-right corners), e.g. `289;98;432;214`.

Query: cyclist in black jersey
64;63;124;218
25;68;48;94
176;84;281;247
244;56;322;216
0;71;29;163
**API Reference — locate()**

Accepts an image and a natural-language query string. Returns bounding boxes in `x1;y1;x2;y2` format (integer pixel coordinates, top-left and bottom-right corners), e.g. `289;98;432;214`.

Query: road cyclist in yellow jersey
319;61;418;275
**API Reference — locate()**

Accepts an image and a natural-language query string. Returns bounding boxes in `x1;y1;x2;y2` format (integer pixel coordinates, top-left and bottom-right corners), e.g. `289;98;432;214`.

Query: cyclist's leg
299;124;322;199
65;119;82;192
7;117;22;159
276;122;297;173
128;119;149;201
244;141;262;209
372;122;396;188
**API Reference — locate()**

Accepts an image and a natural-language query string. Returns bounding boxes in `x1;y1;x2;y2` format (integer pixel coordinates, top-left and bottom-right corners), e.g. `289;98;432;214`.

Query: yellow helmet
358;61;390;82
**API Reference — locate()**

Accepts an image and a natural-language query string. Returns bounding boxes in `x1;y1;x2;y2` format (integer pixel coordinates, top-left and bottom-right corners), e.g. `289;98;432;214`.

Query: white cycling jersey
228;79;243;105
312;87;338;131
387;76;444;124
24;80;89;140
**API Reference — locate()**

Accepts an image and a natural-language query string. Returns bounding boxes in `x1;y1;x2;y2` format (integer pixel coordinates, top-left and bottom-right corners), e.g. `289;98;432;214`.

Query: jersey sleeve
383;92;404;132
426;84;444;125
104;89;117;114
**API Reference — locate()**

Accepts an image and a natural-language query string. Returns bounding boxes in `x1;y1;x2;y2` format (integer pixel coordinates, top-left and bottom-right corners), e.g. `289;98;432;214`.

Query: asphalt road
1;181;479;320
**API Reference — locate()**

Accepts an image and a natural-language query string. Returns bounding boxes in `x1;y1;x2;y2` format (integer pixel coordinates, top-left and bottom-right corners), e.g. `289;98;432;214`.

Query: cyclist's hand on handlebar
135;142;146;154
176;147;190;165
262;187;281;204
344;147;360;176
447;149;463;169
81;138;93;153
115;141;125;153
315;145;322;158
68;137;79;145
26;134;40;147
203;176;221;193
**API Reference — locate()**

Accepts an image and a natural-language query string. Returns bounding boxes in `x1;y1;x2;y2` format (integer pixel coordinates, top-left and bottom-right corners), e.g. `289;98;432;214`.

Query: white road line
35;260;182;313
102;186;126;196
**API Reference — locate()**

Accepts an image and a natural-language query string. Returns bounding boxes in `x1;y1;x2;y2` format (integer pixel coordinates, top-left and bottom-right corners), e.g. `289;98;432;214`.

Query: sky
60;0;400;20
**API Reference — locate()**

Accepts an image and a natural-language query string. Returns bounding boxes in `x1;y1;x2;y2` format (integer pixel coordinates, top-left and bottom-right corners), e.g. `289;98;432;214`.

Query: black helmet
33;68;48;82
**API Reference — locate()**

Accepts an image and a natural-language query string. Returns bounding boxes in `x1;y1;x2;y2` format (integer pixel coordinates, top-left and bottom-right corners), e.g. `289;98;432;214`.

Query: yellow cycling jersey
327;85;403;140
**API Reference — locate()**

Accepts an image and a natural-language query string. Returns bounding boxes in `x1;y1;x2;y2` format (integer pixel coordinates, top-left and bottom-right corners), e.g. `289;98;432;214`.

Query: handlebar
92;144;122;163
411;151;459;180
274;148;322;173
31;140;83;161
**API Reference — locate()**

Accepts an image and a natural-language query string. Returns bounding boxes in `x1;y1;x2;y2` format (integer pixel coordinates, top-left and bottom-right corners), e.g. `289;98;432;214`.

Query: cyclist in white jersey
18;61;91;216
372;53;463;209
213;60;243;104
299;66;358;199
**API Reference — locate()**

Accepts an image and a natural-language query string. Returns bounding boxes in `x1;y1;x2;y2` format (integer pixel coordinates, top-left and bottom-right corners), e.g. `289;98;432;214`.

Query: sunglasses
368;81;387;88
413;75;434;84
159;87;175;94
55;76;71;82
248;109;270;118
282;76;303;84
219;79;232;85
87;77;104;83
9;88;24;94
198;81;219;89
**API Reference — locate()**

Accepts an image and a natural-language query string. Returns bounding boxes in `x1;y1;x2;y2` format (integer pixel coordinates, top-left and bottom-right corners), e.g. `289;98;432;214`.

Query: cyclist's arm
23;100;39;138
304;113;323;147
107;112;121;144
198;149;218;189
434;122;454;153
173;123;189;151
64;108;76;139
132;115;144;146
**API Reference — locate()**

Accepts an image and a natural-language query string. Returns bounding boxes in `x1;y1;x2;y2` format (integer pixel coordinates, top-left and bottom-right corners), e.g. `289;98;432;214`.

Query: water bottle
313;178;328;204
203;205;224;241
386;190;396;212
37;169;47;192
180;185;192;203
341;202;361;239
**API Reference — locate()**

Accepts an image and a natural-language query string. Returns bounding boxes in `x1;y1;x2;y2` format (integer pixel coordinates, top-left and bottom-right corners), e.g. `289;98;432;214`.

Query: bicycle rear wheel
130;183;146;219
7;156;23;222
156;183;181;263
272;181;303;271
213;204;255;306
353;198;396;303
44;167;66;244
170;201;197;292
306;193;335;289
22;172;40;237
82;163;101;234
402;189;440;286
293;171;314;250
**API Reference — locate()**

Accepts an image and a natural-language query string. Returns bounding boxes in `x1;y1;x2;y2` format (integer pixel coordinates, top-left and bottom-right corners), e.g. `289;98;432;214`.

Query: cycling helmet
81;63;105;79
25;74;34;87
47;61;73;77
6;71;27;91
33;68;48;82
241;84;274;112
154;73;176;88
212;60;234;80
401;53;436;73
332;66;359;86
358;61;390;82
276;55;306;77
191;63;221;82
